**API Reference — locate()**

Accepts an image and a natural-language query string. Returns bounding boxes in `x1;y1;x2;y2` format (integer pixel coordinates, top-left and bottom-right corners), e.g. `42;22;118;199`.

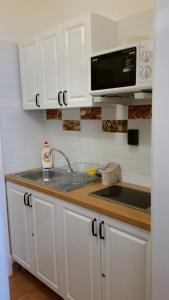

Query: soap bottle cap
43;140;49;147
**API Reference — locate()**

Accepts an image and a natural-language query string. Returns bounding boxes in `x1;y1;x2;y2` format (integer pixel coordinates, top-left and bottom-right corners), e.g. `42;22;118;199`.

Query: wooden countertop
5;173;151;231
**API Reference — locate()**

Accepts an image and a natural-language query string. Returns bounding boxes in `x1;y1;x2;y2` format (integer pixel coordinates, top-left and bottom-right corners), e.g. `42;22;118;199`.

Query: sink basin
16;164;100;192
16;168;66;183
16;167;87;191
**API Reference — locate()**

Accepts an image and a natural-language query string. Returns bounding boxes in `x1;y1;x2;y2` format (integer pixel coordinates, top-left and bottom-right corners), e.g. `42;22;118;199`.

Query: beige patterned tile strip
102;120;128;133
63;120;81;131
128;105;152;119
46;109;62;120
80;107;102;119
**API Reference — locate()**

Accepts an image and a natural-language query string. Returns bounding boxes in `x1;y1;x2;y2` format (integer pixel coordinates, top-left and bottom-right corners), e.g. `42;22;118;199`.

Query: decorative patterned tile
102;120;128;133
128;105;152;119
80;107;102;119
63;120;81;131
46;109;62;120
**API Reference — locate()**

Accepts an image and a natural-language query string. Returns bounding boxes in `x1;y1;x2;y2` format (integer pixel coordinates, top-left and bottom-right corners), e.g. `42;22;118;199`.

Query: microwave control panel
139;40;153;83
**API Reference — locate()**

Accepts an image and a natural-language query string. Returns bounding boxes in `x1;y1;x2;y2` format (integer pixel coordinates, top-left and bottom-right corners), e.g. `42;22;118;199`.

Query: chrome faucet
50;148;73;173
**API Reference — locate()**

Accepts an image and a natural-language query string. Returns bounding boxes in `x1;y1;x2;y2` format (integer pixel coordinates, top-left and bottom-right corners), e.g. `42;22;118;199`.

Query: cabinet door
62;15;92;107
32;193;62;295
60;201;101;300
7;183;33;272
38;27;63;109
101;216;151;300
19;38;40;110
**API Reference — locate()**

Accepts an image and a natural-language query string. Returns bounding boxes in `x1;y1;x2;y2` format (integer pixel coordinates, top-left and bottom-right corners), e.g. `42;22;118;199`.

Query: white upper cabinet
38;27;63;109
19;13;117;110
62;14;116;108
19;38;40;110
62;15;92;107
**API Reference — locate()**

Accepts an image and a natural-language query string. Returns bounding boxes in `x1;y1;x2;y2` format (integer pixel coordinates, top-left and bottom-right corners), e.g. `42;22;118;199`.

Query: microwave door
91;47;137;91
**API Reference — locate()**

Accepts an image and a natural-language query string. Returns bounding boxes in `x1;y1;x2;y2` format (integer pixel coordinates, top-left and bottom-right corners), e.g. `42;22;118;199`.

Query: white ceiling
0;0;154;41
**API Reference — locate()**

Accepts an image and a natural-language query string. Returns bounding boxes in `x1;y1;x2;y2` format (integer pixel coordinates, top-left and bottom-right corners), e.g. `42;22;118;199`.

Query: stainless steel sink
16;167;86;191
16;164;100;192
16;168;66;183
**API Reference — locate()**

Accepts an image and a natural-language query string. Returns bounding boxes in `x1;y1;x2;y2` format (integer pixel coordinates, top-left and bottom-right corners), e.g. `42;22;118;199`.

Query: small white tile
102;105;128;120
116;105;128;119
102;106;116;120
62;108;80;120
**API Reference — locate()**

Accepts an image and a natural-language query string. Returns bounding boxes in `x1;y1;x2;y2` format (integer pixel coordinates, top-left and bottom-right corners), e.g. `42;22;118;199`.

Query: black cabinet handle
35;93;40;107
63;90;67;106
58;91;62;106
24;192;28;206
92;218;97;237
28;194;32;207
99;221;105;240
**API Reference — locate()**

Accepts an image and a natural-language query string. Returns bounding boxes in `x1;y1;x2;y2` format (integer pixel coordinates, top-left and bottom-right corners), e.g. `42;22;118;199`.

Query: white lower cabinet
60;201;101;300
101;216;151;300
7;184;33;272
32;193;62;294
7;183;63;297
7;182;151;300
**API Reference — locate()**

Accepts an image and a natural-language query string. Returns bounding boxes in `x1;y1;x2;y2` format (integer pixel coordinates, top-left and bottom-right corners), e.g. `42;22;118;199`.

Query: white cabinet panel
101;216;150;300
39;28;62;109
19;39;40;109
7;184;33;272
61;201;101;300
62;15;92;107
32;193;62;294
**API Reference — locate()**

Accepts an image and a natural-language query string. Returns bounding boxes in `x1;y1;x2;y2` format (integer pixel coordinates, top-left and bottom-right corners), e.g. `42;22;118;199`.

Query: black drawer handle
24;192;28;206
92;218;97;237
28;194;32;207
58;91;62;106
99;221;105;240
35;93;40;107
63;90;67;106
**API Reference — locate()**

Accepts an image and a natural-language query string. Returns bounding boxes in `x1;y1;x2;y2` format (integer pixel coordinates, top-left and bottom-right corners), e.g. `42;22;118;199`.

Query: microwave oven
90;40;153;96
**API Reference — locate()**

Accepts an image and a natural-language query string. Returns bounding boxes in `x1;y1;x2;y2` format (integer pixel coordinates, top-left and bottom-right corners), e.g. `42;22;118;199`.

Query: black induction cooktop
90;185;151;213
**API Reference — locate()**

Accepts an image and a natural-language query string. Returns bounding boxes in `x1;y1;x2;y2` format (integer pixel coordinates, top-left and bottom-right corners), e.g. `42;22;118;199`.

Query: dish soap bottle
41;140;52;169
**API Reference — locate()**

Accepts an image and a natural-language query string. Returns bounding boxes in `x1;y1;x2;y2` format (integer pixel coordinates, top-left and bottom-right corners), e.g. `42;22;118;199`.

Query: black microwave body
91;47;137;91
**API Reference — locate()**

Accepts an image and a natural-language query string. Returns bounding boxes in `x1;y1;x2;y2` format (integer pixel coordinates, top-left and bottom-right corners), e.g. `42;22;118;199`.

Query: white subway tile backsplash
46;109;151;186
122;172;151;187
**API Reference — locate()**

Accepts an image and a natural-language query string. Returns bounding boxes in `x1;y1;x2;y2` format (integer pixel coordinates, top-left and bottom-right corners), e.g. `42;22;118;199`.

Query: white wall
0;131;10;299
0;42;45;174
0;0;153;41
0;7;151;186
152;0;169;299
41;8;153;188
117;10;153;41
0;41;45;275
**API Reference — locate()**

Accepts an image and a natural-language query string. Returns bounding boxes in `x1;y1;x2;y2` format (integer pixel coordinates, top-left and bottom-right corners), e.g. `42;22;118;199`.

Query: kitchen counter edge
5;174;151;231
